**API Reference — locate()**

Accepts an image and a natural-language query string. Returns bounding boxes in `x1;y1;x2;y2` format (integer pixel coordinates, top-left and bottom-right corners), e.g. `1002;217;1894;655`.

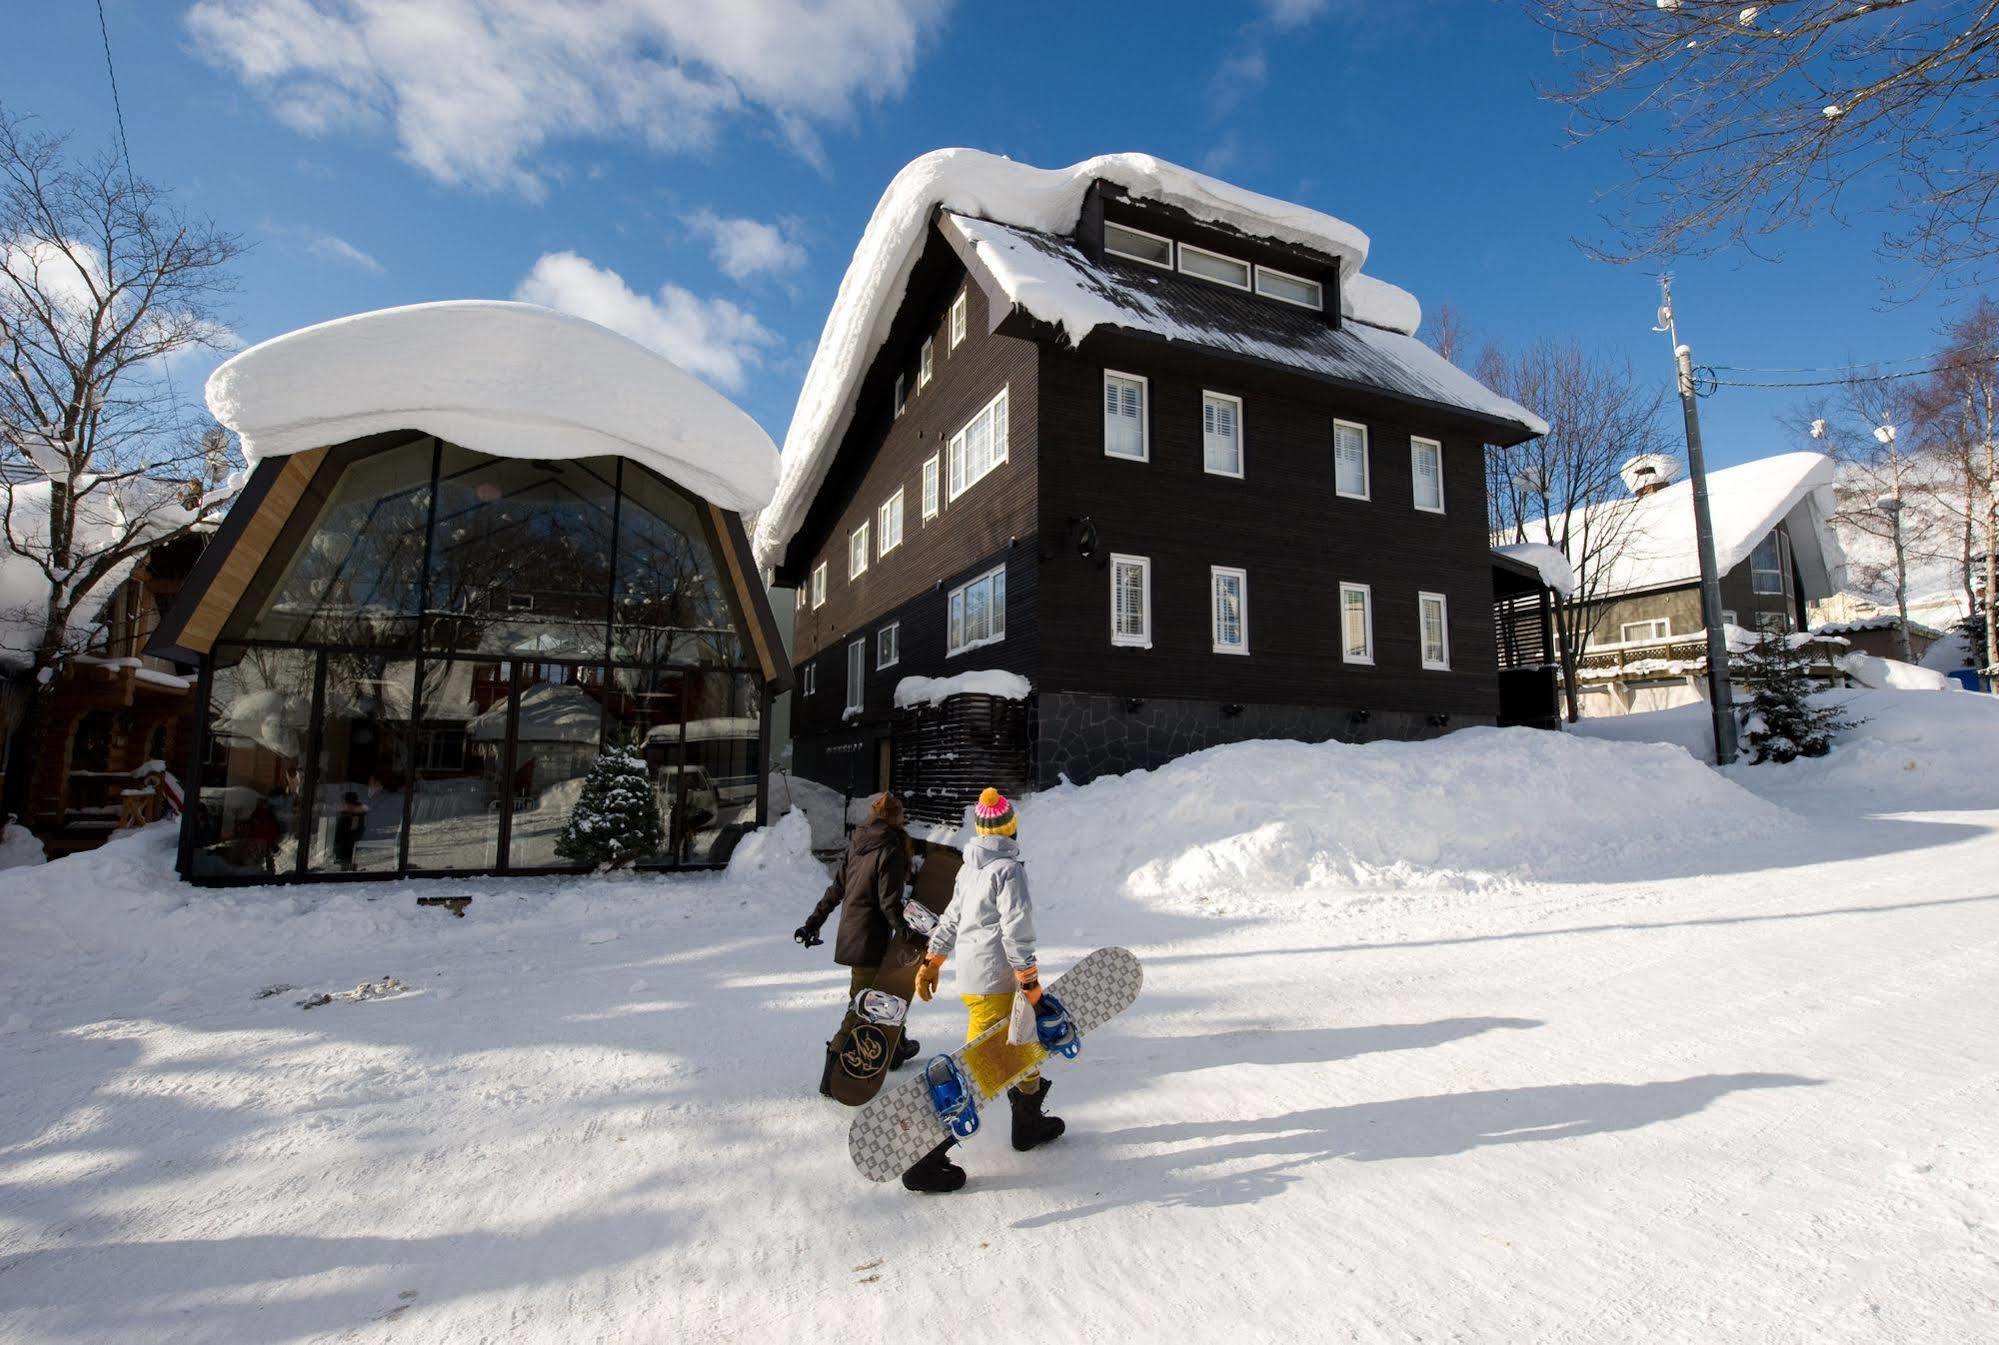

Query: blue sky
4;1;1971;470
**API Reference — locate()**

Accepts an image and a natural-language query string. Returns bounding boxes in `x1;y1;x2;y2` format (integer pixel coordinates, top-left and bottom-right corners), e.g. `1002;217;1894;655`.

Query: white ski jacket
928;834;1037;996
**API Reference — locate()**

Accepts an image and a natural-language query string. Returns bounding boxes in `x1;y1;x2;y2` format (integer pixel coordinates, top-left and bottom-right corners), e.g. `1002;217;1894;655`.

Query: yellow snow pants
962;992;1038;1088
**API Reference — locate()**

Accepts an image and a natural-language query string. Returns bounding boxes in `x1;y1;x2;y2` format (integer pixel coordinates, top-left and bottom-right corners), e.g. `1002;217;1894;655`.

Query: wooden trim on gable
708;503;794;693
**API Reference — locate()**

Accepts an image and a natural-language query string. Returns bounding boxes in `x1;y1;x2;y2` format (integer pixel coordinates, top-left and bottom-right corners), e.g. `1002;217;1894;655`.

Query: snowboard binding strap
923;1055;980;1138
1034;993;1081;1059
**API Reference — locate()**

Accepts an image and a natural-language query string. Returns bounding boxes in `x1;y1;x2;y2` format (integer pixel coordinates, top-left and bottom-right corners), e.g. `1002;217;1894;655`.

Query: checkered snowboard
846;946;1143;1183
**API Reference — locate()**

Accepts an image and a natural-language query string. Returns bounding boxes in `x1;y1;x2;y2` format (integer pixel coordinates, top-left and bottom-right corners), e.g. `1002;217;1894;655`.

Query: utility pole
1655;277;1738;764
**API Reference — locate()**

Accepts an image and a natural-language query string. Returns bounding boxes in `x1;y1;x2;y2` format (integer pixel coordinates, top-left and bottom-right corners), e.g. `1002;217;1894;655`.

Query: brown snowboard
826;839;961;1107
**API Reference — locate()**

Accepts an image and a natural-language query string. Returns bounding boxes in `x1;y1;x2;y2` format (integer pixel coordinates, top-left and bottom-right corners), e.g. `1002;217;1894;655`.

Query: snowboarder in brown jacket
795;793;923;1094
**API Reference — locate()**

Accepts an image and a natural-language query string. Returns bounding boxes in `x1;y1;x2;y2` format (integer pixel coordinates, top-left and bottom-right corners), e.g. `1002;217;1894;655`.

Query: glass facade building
176;436;774;882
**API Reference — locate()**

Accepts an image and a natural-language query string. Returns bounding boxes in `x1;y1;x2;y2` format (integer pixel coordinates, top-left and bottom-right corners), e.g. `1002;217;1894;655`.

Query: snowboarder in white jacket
906;787;1064;1192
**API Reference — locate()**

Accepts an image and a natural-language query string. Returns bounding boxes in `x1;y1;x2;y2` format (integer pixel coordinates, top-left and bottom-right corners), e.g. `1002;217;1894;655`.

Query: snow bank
754;147;1449;567
766;771;873;849
0;822;45;871
207;302;779;513
894;669;1032;708
1014;728;1785;912
1493;542;1576;596
1837;651;1956;692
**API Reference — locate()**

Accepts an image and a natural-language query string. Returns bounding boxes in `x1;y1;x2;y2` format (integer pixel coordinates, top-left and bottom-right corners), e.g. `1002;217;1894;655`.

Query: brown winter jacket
805;819;914;968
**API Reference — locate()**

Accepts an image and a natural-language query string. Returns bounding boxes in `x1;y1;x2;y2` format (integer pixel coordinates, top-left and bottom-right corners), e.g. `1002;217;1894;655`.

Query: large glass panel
612;465;743;667
404;657;500;870
679;671;761;865
499;663;606;869
602;665;687;864
426;447;617;661
240;440;433;647
305;652;413;873
191;647;315;879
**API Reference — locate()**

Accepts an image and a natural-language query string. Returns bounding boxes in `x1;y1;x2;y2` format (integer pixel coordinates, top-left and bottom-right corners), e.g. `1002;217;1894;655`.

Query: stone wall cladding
1032;691;1494;788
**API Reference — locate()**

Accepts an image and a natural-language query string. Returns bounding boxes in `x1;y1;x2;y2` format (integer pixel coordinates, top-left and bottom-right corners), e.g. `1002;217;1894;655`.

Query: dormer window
1177;242;1252;291
1254;265;1323;310
1105;221;1173;270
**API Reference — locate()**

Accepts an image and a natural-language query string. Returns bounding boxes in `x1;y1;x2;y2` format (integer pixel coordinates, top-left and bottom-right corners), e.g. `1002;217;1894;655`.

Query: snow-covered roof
752;148;1528;568
469;681;603;743
206;301;779;515
1525;452;1847;598
1811;614;1943;639
1492;542;1577;597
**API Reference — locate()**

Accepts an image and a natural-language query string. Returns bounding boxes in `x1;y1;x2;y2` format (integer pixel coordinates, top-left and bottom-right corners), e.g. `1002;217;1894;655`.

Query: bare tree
1910;297;1999;672
1531;1;1999;283
0;104;244;822
1422;300;1471;365
1485;339;1672;721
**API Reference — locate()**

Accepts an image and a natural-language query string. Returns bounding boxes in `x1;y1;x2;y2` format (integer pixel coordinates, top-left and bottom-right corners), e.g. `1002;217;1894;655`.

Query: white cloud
513;251;779;392
306;232;383;274
185;0;952;195
684;209;805;281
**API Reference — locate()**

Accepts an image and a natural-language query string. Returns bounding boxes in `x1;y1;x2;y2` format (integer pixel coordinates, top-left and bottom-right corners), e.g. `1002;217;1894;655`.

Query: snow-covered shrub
1737;633;1856;764
553;752;663;870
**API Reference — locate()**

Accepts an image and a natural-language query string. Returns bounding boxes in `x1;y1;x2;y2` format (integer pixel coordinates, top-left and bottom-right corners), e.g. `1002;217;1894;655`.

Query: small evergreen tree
1736;632;1855;764
554;752;662;869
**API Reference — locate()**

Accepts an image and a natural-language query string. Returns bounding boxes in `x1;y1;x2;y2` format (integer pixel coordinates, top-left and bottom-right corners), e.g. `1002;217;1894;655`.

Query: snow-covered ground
3;696;1997;1342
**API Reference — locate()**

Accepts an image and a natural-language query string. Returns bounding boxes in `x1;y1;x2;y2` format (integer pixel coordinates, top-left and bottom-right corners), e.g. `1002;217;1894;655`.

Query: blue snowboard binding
924;1055;979;1138
1034;993;1081;1059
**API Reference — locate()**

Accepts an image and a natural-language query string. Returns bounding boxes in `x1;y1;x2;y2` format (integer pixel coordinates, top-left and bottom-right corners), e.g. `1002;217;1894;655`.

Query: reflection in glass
242;439;433;647
426;448;616;660
306;653;413;873
602;665;687;863
403;658;498;870
678;671;761;865
193;647;315;877
493;664;606;868
613;466;742;667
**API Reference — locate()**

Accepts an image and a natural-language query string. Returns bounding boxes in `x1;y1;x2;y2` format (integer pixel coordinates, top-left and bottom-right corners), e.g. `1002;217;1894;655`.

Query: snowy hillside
3;721;1997;1342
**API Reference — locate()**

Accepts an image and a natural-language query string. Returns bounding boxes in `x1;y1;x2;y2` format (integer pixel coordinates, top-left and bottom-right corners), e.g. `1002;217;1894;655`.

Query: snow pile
1493;541;1576;596
766;771;872;849
1742;688;1999;810
1837;651;1956;692
894;669;1032;708
1014;728;1785;912
207;302;779;513
755;147;1470;566
0;822;45;871
1919;626;1975;673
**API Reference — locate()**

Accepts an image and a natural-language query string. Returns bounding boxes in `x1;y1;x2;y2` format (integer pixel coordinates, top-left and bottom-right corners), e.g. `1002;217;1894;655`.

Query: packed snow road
2;714;1995;1342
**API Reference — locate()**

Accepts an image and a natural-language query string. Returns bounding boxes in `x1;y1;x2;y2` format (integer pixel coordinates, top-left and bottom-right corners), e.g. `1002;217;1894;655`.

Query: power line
94;0;137;191
1702;355;1994;392
1707;350;1948;375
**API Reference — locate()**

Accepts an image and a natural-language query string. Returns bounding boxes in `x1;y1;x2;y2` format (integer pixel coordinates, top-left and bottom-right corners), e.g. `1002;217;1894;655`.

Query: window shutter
1105;375;1144;458
1204;395;1239;474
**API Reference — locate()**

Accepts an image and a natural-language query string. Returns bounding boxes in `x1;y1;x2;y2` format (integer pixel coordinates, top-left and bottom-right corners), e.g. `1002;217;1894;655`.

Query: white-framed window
1203;391;1243;477
1620;618;1671;643
846;638;866;712
921;454;940;520
918;338;934;389
1211;566;1248;654
1254;264;1323;309
1104;220;1173;269
801;660;816;697
893;373;907;419
1340;583;1374;664
848;522;870;579
795;586;806;611
1178;242;1252;291
949;291;968;349
877;621;900;670
1721;609;1738;628
1411;437;1444;513
1110;554;1152;648
947;564;1006;656
811;562;827;609
1104;371;1148;461
878;489;904;556
1750;532;1785;594
947;386;1009;501
1334;419;1370;500
1419;591;1451;670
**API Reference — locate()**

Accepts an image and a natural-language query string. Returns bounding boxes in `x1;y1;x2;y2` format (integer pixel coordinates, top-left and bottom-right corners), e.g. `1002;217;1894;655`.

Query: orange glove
913;954;945;1003
1014;964;1043;1006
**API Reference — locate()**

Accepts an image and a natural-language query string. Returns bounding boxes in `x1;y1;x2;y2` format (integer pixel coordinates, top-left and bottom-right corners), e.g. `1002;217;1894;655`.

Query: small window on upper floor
922;454;940;520
1104;371;1148;461
1254;265;1323;310
1750;533;1784;594
1203;391;1243;478
919;338;934;389
801;660;816;697
893;372;907;419
1620;618;1671;643
811;562;827;609
1411;437;1444;513
949;292;968;349
878;488;904;556
1104;221;1173;270
1178;242;1252;291
947;387;1009;502
848;522;870;580
877;621;900;671
795;586;805;612
1334;420;1370;500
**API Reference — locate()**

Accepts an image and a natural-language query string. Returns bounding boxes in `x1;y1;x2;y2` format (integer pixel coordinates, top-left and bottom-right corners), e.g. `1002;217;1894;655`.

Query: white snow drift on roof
207;302;779;514
753;148;1461;567
1527;451;1845;597
1493;542;1577;596
894;669;1032;708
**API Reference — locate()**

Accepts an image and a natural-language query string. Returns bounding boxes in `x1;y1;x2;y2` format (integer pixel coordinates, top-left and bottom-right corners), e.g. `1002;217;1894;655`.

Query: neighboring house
1809;613;1942;664
1529;451;1847;717
753;150;1553;815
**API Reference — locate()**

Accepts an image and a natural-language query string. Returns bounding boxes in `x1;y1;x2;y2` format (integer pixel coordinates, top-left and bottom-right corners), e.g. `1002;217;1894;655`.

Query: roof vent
1619;453;1681;498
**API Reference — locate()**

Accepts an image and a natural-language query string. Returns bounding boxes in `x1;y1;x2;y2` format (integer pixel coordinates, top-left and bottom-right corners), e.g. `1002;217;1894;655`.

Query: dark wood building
755;152;1552;817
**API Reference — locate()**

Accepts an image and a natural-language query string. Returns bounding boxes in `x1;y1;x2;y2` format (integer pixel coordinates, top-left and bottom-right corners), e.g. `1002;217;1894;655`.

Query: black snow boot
817;1044;839;1098
1008;1077;1066;1152
891;1035;921;1069
901;1139;966;1193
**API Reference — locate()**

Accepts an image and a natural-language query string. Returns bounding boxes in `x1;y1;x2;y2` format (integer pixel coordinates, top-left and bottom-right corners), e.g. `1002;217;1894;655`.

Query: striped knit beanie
974;787;1017;838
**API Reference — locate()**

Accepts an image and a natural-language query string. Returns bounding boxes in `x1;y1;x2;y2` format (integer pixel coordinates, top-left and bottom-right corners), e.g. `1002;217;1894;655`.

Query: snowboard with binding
825;841;961;1107
846;945;1143;1182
